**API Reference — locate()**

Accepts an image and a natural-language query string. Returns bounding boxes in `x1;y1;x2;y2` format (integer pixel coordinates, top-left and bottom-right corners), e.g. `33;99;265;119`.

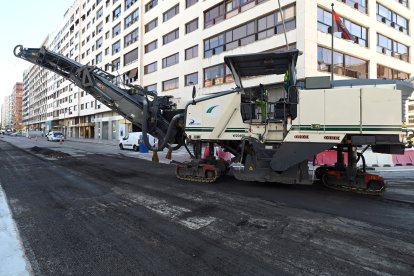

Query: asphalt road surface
0;137;414;275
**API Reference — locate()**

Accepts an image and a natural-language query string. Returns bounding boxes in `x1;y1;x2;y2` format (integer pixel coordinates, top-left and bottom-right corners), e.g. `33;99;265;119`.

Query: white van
119;132;158;151
46;131;65;142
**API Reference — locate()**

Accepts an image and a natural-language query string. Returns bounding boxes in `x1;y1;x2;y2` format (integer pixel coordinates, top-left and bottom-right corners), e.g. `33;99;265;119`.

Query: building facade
1;96;11;130
22;0;414;141
23;52;49;133
11;82;23;130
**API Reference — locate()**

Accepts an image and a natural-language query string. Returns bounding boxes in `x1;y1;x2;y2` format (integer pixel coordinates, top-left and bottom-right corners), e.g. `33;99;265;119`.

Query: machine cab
224;49;301;125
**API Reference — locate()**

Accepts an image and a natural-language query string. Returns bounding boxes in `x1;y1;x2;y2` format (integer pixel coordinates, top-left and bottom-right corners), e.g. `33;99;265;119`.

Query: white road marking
113;187;216;230
179;216;216;230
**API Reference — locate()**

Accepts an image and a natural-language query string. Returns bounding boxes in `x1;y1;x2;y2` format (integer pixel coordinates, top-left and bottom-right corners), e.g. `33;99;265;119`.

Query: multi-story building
1;96;11;130
10;82;23;130
2;83;23;131
22;0;414;142
22;36;49;133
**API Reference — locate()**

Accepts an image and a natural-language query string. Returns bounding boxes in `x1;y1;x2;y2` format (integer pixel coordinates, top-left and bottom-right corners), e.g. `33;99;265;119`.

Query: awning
129;68;138;78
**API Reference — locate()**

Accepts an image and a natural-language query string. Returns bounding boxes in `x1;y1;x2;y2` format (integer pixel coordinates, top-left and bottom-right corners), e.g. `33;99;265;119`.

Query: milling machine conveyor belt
14;45;174;145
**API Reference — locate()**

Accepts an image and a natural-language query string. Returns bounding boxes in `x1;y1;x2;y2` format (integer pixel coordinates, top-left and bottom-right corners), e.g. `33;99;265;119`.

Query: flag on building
332;11;356;42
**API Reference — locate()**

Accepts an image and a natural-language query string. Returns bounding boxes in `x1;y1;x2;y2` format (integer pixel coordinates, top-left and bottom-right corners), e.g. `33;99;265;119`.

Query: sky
0;0;74;121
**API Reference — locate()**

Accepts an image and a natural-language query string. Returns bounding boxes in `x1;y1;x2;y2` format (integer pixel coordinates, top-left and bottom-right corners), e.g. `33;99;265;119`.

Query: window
204;5;296;58
377;64;409;80
185;45;198;60
124;0;137;11
112;40;121;54
204;34;225;58
96;37;103;49
204;3;225;28
317;46;368;79
186;0;198;8
145;0;158;12
96;7;103;19
204;0;271;28
377;33;409;62
162;53;179;68
185;18;198;34
144;61;157;74
105;31;110;39
337;0;367;13
124;28;138;47
112;58;121;71
96;22;103;34
113;23;121;37
225;0;240;13
203;64;233;87
162;78;179;91
163;29;179;45
376;3;408;34
145;84;157;92
317;8;367;47
145;18;158;33
124;48;138;66
105;47;109;55
113;5;121;20
125;8;139;28
185;72;198;86
163;4;179;22
145;40;157;53
394;0;408;8
124;67;138;84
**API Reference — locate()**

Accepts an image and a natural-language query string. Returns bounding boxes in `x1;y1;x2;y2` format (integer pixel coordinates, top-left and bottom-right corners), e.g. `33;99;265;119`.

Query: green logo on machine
206;105;219;114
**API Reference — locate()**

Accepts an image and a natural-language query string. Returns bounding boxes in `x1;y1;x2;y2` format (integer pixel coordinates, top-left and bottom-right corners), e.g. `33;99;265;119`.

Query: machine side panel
361;87;402;134
290;86;402;139
296;89;325;131
324;88;360;132
185;93;248;140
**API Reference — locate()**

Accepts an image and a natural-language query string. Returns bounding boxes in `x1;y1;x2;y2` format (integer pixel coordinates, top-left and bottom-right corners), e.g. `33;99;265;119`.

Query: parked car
46;131;65;142
119;132;158;151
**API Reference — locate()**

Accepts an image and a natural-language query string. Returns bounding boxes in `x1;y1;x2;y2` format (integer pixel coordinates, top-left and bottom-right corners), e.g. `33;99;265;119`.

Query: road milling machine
15;45;413;195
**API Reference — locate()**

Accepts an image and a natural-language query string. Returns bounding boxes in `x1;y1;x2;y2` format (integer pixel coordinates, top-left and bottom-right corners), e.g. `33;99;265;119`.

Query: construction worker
255;84;268;123
283;70;289;93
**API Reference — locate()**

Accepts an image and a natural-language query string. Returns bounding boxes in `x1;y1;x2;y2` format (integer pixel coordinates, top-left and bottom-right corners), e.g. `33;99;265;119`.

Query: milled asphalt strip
0;184;32;276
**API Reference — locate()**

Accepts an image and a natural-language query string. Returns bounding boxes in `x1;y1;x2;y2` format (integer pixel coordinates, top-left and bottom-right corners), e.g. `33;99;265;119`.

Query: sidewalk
66;137;119;146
